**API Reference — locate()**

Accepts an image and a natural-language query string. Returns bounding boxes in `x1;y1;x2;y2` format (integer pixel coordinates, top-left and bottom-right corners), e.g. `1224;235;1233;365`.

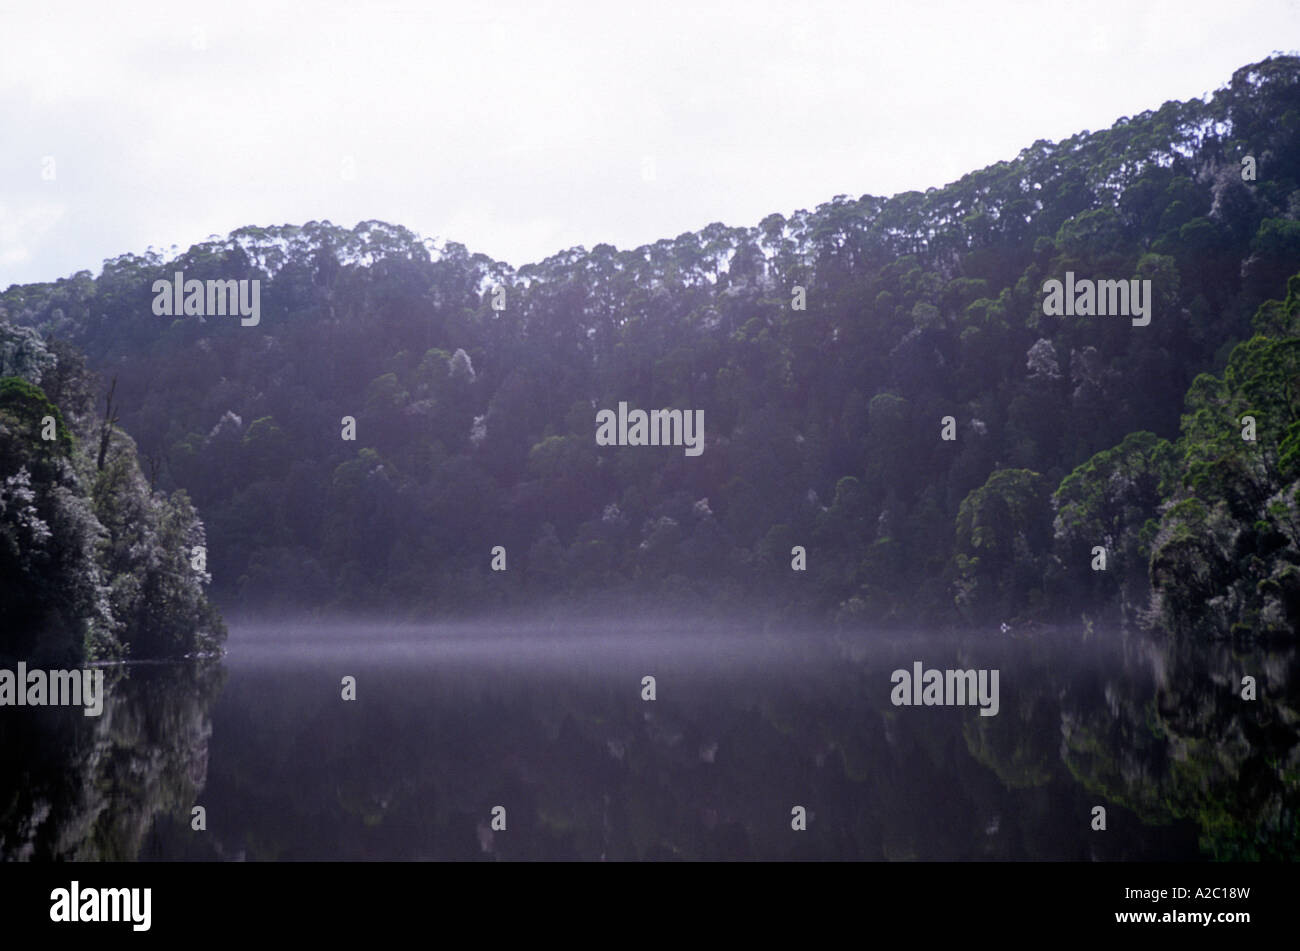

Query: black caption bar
0;861;1291;940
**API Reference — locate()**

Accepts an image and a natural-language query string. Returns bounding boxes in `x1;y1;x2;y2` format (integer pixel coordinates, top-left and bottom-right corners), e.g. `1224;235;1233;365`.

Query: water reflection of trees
0;662;223;860
176;633;1293;861
959;630;1298;859
3;631;1293;861
1058;636;1299;860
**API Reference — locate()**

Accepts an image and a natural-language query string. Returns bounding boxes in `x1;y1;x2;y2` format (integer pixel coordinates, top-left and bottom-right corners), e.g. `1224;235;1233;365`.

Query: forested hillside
4;56;1299;635
0;324;223;662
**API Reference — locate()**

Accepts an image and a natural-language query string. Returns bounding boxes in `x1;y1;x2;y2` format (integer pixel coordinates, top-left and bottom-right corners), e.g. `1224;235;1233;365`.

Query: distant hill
4;55;1299;637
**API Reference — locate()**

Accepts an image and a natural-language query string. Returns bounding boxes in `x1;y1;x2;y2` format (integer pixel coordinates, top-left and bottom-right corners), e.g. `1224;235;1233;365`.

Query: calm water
3;623;1296;861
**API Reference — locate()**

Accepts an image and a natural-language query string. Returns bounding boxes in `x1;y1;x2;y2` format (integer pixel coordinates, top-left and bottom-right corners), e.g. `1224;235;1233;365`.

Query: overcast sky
1;0;1297;287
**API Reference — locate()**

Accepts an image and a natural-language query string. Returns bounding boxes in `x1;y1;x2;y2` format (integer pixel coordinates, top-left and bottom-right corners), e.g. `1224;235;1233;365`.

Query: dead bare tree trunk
145;451;162;491
97;376;119;471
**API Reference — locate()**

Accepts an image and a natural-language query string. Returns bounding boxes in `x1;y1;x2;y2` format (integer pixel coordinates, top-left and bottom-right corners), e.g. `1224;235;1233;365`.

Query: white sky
1;0;1297;286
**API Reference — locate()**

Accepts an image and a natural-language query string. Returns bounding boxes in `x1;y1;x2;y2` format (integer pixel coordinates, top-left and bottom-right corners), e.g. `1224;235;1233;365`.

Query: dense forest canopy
3;56;1300;639
0;323;223;662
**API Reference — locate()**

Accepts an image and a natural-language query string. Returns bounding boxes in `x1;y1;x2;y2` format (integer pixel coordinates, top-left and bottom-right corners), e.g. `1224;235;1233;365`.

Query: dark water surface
3;623;1297;860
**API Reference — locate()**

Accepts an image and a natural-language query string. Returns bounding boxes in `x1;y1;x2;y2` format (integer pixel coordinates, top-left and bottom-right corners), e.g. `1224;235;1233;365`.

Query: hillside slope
4;56;1298;634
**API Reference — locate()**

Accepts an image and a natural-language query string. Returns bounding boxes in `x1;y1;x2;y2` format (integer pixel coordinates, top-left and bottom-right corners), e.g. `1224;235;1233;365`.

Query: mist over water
222;619;828;673
118;621;1294;861
4;620;1294;861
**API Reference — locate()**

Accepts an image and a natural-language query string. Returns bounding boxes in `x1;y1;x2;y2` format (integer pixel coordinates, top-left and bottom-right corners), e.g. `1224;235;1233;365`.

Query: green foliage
0;322;56;384
1051;431;1178;614
954;469;1051;621
0;376;73;457
0;326;223;661
1144;270;1300;638
3;55;1300;627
